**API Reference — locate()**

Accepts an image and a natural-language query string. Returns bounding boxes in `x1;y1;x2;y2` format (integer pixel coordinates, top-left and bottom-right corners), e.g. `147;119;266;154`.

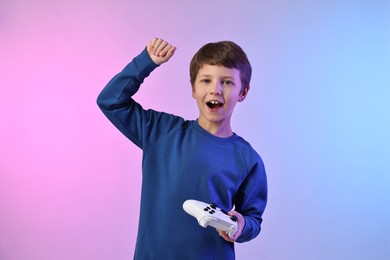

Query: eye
200;79;211;84
222;80;234;86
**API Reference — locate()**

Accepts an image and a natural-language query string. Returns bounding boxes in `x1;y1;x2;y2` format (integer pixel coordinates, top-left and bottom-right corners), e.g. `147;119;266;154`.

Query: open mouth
206;100;223;109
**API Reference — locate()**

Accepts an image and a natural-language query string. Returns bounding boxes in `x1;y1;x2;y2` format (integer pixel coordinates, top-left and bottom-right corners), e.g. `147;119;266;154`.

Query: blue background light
0;0;389;259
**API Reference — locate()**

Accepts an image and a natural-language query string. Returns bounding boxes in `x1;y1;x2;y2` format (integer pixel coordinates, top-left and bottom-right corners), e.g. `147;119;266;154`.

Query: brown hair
190;41;252;91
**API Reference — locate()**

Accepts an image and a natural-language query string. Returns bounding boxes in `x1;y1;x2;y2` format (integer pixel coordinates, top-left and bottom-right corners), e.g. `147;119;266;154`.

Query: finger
148;38;160;55
216;229;234;243
152;38;164;54
158;44;175;57
228;211;244;240
149;37;158;47
165;46;176;59
231;230;240;241
155;41;170;56
147;37;158;56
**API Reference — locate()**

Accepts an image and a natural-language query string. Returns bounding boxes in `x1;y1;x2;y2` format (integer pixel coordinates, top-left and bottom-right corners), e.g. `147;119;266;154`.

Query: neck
197;119;233;138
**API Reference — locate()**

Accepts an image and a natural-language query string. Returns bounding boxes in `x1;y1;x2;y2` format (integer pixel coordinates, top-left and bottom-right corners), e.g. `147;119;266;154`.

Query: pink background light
1;0;389;259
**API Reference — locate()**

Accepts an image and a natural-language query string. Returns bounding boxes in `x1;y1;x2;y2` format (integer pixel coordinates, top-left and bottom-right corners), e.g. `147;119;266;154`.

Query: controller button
221;209;228;215
210;203;217;209
210;210;215;214
230;215;238;222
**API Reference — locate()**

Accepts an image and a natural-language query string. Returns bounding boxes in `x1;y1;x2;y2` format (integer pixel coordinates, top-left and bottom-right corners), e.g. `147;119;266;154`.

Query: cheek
225;89;241;102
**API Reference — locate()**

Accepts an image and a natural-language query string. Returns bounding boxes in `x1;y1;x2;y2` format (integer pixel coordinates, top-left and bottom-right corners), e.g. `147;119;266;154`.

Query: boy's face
192;64;248;135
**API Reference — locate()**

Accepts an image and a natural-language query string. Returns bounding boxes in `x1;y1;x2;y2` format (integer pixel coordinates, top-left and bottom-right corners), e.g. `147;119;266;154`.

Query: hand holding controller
182;199;238;238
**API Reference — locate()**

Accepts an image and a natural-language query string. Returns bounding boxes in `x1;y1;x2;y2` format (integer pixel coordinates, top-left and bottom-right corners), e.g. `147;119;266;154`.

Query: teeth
207;100;223;109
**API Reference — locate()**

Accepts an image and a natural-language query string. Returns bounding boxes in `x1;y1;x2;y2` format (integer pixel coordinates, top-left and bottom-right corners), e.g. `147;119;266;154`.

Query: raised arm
96;38;178;148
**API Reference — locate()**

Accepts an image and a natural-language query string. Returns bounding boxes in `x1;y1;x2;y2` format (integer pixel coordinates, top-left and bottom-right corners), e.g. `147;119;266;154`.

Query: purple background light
1;0;389;259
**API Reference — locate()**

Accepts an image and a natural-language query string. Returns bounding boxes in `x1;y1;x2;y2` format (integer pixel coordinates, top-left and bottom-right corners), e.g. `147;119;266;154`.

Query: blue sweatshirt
97;48;267;260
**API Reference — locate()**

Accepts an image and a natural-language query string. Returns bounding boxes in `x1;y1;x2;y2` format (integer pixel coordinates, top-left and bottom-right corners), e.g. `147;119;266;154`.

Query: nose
210;81;222;95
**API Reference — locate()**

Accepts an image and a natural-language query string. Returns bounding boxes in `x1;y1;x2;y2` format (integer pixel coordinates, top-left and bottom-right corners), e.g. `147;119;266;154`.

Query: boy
97;37;267;259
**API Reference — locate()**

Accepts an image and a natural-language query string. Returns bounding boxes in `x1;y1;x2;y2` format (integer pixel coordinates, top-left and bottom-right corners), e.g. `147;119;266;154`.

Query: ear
238;85;249;102
191;85;196;99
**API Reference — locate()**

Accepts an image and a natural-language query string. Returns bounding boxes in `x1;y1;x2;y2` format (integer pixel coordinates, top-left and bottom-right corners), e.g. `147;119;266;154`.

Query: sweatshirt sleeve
96;48;159;148
236;155;268;243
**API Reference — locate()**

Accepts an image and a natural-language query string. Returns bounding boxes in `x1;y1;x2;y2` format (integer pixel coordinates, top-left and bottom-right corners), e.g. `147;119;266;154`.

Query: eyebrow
198;74;236;80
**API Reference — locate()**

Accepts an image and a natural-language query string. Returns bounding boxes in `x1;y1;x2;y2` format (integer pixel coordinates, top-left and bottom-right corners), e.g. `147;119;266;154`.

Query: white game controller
182;199;238;238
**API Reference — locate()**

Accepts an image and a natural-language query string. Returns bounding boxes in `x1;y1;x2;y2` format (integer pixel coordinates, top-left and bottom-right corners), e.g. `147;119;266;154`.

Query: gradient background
1;0;389;259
